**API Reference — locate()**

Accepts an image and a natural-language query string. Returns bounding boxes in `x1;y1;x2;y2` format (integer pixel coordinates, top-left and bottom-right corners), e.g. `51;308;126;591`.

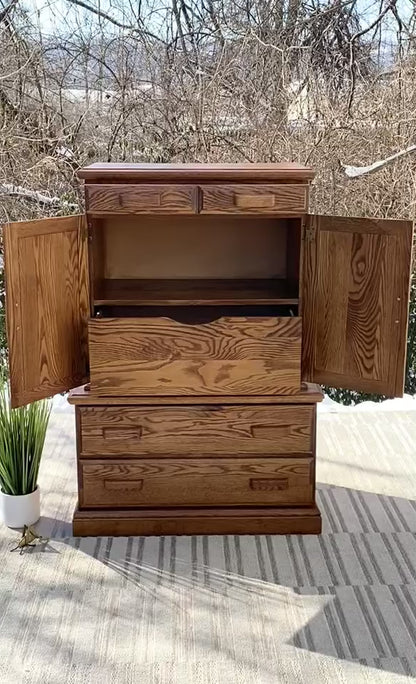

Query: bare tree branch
64;0;165;43
0;183;77;208
347;0;398;115
341;144;416;178
65;0;134;30
0;0;18;25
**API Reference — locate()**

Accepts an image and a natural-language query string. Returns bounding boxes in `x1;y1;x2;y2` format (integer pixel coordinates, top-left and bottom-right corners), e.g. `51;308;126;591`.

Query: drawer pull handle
251;425;282;439
117;192;161;208
103;427;142;441
235;194;275;209
104;479;144;491
250;478;288;491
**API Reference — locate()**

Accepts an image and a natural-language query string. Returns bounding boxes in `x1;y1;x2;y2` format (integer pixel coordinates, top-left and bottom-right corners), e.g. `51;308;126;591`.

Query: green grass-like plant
0;382;51;496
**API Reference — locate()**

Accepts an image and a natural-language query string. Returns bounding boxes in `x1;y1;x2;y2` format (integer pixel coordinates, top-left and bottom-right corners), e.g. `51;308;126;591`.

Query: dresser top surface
68;383;324;405
78;162;314;182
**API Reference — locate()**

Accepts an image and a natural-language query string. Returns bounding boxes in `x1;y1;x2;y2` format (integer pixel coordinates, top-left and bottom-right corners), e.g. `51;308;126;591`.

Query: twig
347;0;397;115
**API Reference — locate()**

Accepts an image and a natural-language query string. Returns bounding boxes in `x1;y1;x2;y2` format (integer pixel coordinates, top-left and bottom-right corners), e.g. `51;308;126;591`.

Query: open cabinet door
3;215;89;407
302;214;413;396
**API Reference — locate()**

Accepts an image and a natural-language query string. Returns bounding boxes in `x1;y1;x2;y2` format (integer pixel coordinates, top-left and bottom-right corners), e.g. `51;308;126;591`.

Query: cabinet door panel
302;215;413;396
3;215;89;407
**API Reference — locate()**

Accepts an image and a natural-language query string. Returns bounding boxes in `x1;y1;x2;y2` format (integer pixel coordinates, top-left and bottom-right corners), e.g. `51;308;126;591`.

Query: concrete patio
1;398;416;683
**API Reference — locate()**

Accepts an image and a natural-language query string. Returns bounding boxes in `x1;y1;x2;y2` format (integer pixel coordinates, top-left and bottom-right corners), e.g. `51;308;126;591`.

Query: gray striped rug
1;406;416;683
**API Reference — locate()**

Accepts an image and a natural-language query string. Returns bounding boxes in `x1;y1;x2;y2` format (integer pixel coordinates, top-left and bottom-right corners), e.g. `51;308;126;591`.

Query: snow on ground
52;393;74;413
52;391;416;415
318;393;416;413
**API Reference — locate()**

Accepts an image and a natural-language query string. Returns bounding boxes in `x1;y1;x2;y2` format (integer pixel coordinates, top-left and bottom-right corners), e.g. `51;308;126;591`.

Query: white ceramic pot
0;486;40;528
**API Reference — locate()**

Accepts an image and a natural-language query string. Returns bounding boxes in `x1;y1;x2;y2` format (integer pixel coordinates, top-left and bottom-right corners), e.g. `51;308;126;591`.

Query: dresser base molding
72;504;322;536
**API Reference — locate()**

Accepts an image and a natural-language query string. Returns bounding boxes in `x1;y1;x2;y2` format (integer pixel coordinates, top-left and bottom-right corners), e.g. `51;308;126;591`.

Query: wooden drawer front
79;457;314;508
79;405;314;456
200;185;307;215
86;184;197;214
88;316;302;396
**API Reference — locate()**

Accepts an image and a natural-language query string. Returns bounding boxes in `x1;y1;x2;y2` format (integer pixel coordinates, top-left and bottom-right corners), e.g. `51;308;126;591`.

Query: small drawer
200;184;307;215
88;316;302;396
86;184;197;214
79;404;314;456
79;457;314;508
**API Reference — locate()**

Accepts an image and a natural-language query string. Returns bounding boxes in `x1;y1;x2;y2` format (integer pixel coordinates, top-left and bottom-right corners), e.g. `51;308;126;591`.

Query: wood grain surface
200;184;307;215
86;184;197;214
99;215;289;280
79;404;314;455
79;457;314;508
3;215;89;407
93;278;299;306
69;382;324;405
88;217;105;314
302;214;413;396
78;161;315;182
72;504;322;536
88;316;302;395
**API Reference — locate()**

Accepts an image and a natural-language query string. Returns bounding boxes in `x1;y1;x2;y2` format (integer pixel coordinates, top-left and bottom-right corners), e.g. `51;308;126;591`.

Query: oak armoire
3;163;413;535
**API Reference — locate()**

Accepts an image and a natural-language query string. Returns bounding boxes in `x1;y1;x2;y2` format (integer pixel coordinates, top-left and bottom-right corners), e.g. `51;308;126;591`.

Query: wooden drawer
86;184;197;214
79;457;314;508
79;404;314;456
200;184;307;215
88;316;302;396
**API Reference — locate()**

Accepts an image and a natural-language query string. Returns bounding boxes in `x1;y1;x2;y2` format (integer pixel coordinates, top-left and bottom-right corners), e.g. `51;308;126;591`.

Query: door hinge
81;218;93;242
80;221;88;241
303;222;316;242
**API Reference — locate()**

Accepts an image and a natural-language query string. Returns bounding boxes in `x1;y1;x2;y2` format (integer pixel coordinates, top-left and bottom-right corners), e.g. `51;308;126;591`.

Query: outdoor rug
0;401;416;683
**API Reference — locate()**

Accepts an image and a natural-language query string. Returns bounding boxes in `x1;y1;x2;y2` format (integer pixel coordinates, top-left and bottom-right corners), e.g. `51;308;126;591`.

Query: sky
27;0;415;40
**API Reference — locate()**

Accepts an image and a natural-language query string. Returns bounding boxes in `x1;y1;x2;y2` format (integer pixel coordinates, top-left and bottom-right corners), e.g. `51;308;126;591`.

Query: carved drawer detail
79;457;314;508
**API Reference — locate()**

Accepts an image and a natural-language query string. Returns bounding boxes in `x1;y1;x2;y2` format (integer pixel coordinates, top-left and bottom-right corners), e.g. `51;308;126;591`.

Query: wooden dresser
3;163;413;536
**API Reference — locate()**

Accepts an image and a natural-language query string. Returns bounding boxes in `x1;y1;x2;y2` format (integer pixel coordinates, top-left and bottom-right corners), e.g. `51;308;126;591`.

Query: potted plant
0;381;51;528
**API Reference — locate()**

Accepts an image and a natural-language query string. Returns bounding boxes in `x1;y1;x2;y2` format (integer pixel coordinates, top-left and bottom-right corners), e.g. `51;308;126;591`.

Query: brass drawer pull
104;479;144;491
235;194;275;209
250;478;289;491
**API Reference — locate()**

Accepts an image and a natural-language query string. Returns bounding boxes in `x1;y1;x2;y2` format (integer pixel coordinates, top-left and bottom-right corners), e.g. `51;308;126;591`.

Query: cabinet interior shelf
94;278;299;307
